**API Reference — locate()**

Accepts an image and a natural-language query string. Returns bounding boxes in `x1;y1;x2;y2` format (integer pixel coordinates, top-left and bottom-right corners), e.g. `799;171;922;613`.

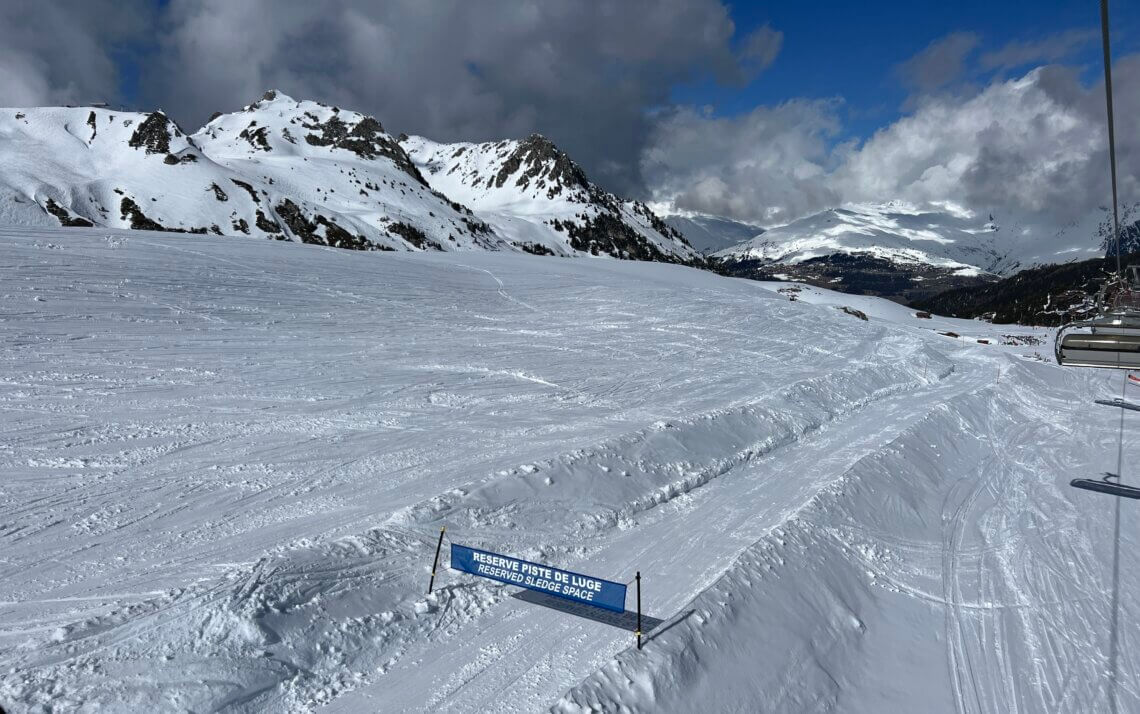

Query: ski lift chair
1056;266;1140;498
1056;269;1140;369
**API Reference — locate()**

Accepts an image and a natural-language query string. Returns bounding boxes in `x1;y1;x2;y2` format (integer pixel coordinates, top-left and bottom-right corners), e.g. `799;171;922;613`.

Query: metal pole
428;526;446;594
636;571;642;650
1100;0;1122;275
1100;5;1124;712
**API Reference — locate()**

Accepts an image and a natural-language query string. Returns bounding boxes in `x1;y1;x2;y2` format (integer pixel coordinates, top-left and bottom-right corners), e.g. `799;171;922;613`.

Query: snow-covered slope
2;226;1136;713
400;134;698;261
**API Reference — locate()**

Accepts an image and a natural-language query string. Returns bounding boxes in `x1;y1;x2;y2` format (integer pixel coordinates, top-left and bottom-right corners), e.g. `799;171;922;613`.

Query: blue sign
451;544;627;613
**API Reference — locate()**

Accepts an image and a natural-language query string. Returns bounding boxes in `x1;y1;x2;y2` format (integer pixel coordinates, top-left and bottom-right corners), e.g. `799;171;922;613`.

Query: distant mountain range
0;89;1130;320
645;205;766;254
0;90;696;263
703;200;1124;305
715;202;1010;272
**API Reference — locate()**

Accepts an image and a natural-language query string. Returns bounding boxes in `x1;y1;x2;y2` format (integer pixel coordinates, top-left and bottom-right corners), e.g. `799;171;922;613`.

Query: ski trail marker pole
636;571;642;650
428;526;446;594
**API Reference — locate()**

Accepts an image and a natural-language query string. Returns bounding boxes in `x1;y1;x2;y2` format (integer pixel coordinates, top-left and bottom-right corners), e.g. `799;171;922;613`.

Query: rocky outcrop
119;196;207;233
302;114;426;185
44;198;94;227
387;221;442;251
128;112;176;155
566;213;683;263
238;123;272;151
274;199;371;250
493;134;592;200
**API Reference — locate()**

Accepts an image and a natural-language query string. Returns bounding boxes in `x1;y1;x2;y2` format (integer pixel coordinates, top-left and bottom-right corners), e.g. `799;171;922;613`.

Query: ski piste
1;226;1133;712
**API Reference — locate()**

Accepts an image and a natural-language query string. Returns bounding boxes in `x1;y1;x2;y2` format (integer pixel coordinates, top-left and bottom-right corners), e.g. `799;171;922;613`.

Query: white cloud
641;100;841;222
0;49;54;107
838;62;1136;226
642;57;1140;230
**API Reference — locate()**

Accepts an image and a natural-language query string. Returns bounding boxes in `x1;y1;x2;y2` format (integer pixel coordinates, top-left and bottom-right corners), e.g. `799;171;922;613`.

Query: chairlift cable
1100;0;1122;279
1100;3;1124;711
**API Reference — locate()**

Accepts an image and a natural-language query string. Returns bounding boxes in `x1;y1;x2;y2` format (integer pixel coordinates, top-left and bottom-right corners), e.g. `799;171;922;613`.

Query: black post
428;526;446;594
636;571;642;650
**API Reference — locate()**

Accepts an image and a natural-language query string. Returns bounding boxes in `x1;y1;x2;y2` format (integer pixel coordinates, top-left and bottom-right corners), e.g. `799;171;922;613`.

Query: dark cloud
896;31;980;92
0;1;781;197
139;0;780;196
0;0;154;107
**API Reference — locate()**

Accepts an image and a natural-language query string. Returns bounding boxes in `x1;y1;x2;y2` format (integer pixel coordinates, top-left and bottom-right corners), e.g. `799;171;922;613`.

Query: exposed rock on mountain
400;133;698;262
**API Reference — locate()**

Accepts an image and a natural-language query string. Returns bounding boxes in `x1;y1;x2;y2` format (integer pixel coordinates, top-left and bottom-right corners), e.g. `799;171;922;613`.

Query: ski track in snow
0;226;1136;713
451;263;541;314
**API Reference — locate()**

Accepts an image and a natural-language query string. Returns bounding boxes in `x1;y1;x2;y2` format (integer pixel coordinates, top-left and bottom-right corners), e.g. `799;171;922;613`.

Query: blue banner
450;544;627;613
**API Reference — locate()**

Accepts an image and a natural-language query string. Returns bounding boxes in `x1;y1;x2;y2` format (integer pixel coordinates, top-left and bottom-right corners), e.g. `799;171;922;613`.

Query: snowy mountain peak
400;132;596;207
126;111;190;156
400;133;696;261
248;88;294;109
495;133;592;199
194;92;425;185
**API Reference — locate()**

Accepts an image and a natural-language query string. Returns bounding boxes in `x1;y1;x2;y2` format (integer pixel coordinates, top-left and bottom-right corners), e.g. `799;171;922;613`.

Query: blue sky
674;0;1140;143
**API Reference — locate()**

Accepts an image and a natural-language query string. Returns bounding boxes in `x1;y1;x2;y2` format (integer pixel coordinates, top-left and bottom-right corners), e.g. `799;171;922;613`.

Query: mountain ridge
0;90;695;263
399;133;697;262
1;90;1127;314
